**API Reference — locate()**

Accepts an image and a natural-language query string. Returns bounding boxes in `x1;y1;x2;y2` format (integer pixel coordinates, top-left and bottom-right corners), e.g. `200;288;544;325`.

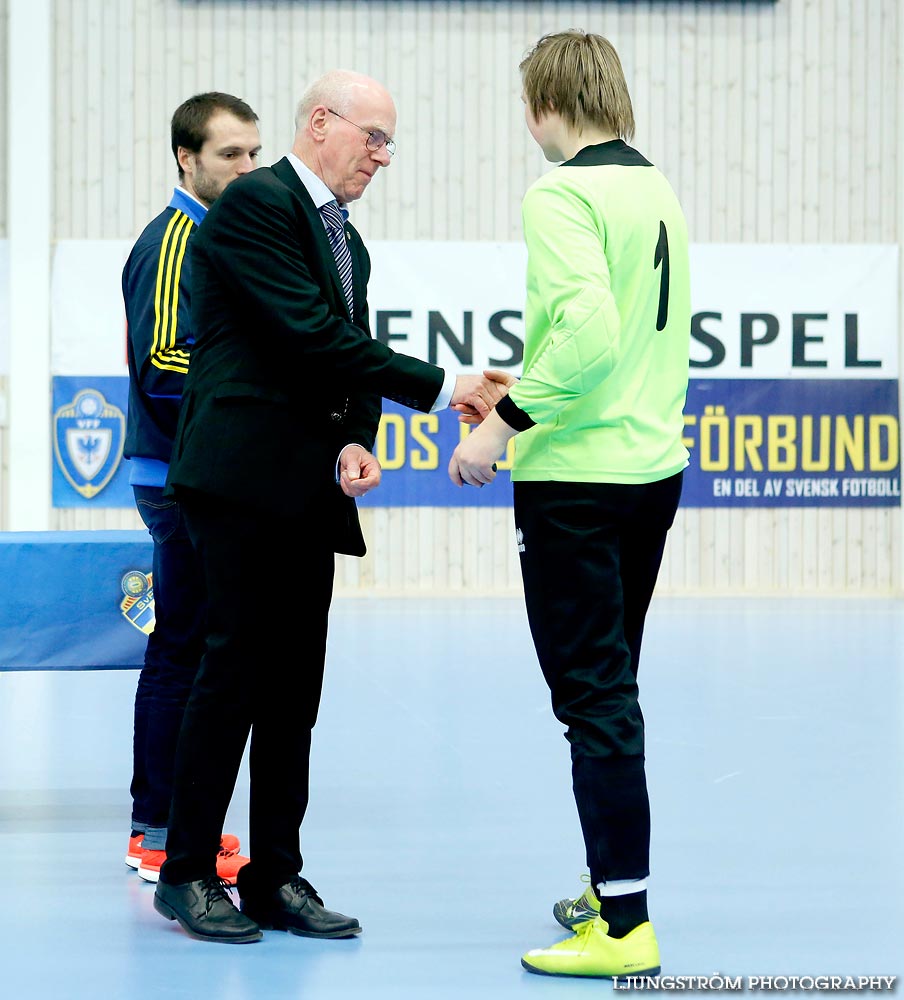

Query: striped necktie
320;199;354;315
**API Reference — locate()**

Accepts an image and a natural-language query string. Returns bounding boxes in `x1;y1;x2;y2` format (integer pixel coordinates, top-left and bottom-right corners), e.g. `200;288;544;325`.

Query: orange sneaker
137;849;167;882
137;837;249;885
128;832;240;874
125;834;144;869
213;844;251;885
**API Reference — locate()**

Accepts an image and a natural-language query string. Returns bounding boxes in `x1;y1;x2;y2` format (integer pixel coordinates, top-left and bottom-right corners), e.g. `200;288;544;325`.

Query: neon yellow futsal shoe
521;916;661;979
552;875;601;929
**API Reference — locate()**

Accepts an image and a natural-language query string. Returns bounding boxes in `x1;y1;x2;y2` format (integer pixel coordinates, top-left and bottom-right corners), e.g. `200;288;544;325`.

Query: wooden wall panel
0;0;7;237
35;0;903;593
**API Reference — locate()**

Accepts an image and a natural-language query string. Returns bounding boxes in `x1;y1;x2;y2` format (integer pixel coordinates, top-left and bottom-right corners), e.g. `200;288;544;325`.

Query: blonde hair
520;30;635;140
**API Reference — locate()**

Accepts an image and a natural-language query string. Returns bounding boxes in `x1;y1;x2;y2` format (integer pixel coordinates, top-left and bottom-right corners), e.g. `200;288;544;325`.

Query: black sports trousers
513;471;683;885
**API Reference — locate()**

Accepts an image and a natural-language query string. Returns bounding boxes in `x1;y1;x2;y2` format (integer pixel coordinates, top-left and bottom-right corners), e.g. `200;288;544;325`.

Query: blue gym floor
1;596;902;998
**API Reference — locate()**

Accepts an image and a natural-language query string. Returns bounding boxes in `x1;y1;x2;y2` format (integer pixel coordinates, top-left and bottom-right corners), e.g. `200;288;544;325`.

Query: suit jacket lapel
270;156;355;322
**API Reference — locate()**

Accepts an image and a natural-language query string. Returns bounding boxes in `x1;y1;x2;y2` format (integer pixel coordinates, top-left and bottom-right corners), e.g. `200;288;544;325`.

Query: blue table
0;530;154;670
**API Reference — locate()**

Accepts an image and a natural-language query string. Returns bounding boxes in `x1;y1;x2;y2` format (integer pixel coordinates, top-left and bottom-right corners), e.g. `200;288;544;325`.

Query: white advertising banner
48;240;898;380
51;240;131;376
687;244;898;379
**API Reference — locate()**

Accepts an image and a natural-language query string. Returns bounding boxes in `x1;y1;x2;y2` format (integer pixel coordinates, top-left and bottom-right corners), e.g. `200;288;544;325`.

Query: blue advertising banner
51;377;901;509
682;379;900;507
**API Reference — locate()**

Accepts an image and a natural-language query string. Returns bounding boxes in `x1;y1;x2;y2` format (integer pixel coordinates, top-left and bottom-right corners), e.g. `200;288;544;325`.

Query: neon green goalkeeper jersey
503;140;690;484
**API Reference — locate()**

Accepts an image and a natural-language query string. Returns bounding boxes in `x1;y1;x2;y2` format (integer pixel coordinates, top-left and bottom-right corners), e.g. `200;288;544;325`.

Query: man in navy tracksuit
121;92;261;885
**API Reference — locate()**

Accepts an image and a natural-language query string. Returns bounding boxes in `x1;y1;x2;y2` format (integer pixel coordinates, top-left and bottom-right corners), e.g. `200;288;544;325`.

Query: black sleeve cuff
496;394;535;432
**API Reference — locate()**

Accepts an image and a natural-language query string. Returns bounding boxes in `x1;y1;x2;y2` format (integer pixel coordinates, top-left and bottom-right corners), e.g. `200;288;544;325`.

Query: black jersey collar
561;139;652;168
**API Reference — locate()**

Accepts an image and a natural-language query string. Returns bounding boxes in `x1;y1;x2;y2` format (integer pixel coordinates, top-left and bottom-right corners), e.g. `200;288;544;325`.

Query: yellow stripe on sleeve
152;211;193;359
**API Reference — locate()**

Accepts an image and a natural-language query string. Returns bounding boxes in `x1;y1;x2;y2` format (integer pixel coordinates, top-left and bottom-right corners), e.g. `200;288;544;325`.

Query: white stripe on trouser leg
596;878;648;897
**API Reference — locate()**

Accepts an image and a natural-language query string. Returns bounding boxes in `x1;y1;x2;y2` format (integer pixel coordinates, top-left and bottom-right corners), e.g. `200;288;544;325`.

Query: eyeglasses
327;109;396;157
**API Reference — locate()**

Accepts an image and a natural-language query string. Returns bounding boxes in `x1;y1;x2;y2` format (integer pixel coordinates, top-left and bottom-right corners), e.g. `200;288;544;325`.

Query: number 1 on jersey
654;220;669;331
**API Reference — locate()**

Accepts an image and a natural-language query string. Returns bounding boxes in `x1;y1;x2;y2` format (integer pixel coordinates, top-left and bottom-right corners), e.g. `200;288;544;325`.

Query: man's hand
450;369;517;424
448;410;518;488
339;445;382;497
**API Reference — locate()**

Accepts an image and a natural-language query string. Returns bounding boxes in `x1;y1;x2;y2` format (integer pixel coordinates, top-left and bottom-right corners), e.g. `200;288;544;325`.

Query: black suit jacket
166;156;444;555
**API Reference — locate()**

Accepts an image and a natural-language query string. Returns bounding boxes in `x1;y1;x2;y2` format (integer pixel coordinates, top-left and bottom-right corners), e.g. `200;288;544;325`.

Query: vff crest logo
53;388;125;499
120;570;155;635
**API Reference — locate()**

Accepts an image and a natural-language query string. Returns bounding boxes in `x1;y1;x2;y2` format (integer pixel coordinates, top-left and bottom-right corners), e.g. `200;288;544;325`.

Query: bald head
294;70;393;136
292;69;397;205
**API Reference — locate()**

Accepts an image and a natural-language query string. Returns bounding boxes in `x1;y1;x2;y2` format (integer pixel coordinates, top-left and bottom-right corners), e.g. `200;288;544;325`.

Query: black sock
598;890;648;939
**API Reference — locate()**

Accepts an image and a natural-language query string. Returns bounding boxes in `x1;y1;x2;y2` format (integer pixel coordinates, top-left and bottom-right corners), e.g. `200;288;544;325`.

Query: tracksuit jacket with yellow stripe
123;187;206;487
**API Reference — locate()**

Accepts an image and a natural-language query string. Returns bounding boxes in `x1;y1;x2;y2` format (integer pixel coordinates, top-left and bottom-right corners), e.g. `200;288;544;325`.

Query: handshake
450;369;517;424
448;369;520;490
339;369;517;499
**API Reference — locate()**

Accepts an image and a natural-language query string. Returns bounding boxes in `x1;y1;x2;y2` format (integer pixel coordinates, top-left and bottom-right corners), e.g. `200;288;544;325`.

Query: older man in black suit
153;69;512;944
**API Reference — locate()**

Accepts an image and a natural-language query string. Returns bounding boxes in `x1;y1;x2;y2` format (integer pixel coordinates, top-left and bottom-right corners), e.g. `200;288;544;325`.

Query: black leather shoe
155;875;263;944
240;876;361;938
